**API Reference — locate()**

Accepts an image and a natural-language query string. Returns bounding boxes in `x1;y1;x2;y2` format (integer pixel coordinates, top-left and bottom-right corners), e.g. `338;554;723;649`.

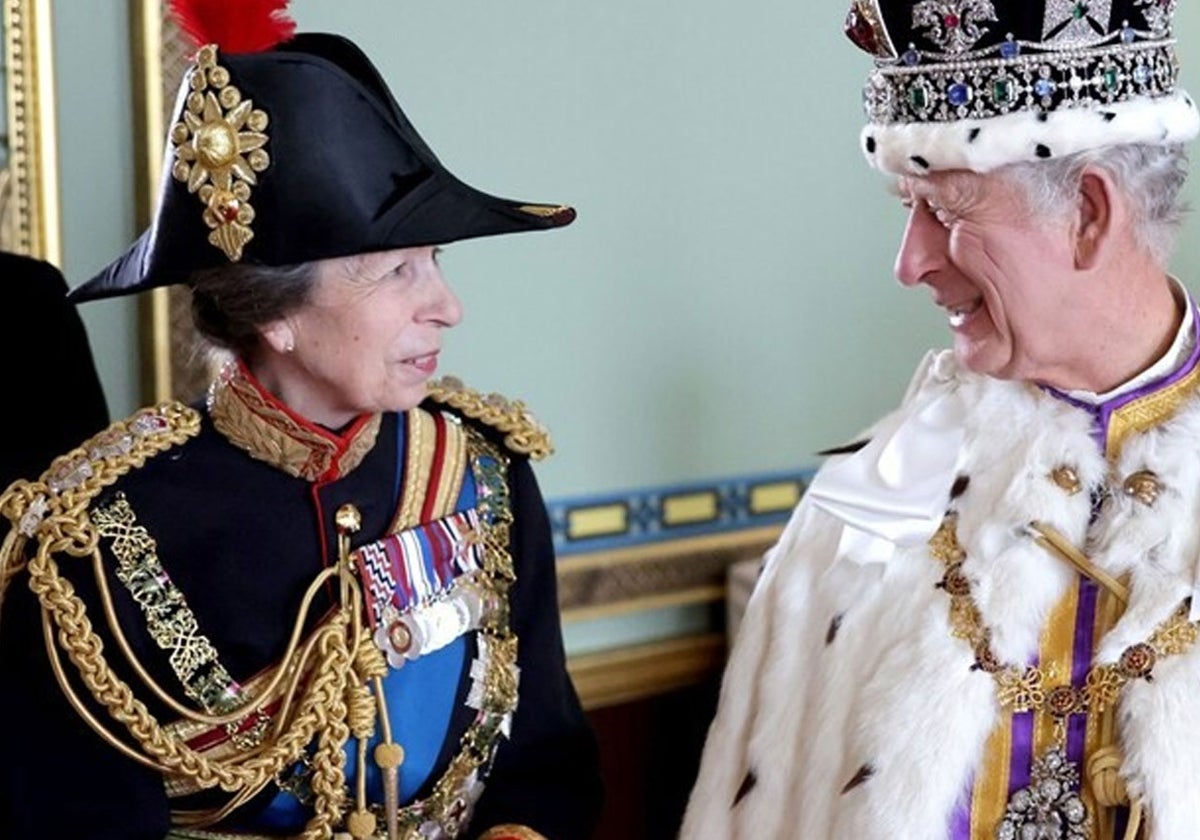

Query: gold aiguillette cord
336;504;404;840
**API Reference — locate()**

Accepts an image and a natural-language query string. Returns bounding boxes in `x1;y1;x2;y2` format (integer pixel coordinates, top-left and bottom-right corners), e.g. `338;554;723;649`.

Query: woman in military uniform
0;6;600;839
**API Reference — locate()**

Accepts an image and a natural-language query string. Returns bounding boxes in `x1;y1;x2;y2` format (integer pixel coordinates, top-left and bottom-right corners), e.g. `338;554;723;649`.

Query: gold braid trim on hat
427;376;554;461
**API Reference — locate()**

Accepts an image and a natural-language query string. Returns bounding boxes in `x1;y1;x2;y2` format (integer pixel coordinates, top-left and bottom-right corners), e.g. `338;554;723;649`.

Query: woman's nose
426;266;463;327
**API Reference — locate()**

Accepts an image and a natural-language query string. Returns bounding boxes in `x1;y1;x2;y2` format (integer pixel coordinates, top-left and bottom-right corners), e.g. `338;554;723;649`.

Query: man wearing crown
684;1;1200;838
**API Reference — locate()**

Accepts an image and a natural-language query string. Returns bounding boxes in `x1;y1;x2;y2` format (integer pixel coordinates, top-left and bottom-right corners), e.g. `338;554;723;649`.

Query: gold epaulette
0;402;201;544
0;402;200;612
426;376;554;461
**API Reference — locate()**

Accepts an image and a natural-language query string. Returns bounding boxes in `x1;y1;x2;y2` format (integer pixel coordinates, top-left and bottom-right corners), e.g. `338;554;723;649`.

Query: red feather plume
168;0;296;53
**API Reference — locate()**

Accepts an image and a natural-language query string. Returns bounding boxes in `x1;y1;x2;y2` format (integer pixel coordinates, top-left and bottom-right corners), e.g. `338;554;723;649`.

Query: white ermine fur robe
683;350;1200;840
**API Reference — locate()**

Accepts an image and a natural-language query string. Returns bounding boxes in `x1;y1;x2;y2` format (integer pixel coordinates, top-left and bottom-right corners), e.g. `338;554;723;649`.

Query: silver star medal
996;748;1091;840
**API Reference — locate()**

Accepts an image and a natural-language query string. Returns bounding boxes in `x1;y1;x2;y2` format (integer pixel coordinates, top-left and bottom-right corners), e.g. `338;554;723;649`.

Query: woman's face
262;246;462;427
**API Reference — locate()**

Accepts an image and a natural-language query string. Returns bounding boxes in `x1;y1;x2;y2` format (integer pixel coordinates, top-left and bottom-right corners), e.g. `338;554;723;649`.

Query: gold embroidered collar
208;360;381;482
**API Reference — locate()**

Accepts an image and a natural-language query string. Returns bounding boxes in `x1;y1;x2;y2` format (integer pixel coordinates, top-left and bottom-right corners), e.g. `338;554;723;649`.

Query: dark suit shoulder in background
0;252;109;487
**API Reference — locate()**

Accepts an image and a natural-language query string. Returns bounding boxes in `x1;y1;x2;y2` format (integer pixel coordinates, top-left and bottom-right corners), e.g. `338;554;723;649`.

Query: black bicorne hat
70;33;575;302
846;0;1199;174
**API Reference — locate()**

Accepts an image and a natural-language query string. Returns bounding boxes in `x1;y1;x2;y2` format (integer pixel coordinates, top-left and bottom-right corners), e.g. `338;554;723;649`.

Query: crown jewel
848;0;1181;125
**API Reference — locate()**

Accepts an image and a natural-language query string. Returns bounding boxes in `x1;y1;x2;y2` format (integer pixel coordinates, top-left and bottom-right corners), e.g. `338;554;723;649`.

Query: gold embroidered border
392;410;437;533
1105;358;1200;458
209;367;380;481
434;417;469;523
1033;581;1081;763
970;721;1012;839
337;415;384;479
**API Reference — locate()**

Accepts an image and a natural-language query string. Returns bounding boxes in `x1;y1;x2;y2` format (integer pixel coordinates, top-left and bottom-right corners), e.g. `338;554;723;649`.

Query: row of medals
373;576;495;669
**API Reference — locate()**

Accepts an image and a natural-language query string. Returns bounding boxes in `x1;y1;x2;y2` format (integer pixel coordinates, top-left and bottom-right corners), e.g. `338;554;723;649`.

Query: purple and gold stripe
1043;298;1200;458
952;571;1133;838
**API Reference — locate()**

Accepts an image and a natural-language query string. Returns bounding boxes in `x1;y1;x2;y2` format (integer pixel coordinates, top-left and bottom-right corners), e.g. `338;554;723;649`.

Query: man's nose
894;207;946;288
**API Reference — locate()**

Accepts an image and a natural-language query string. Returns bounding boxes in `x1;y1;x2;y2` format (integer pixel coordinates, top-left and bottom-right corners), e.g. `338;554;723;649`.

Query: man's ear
1074;168;1116;271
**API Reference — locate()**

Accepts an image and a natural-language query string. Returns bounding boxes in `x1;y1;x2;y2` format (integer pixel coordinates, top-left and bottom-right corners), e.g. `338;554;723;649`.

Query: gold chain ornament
929;516;1196;839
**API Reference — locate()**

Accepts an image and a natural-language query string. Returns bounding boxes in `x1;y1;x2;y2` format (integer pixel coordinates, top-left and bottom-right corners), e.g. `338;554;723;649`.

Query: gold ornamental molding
567;633;726;711
557;524;780;622
2;0;60;264
558;525;780;708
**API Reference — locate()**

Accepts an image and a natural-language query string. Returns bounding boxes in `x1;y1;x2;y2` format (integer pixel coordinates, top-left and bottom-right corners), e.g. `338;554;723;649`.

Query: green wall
54;2;139;423
52;0;1200;502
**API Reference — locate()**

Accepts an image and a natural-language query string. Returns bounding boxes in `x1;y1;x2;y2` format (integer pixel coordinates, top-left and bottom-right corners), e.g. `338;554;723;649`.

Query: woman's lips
403;351;439;375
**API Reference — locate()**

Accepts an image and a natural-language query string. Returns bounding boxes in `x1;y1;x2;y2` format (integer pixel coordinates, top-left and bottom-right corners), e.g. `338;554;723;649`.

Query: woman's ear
260;320;296;355
1074;168;1116;271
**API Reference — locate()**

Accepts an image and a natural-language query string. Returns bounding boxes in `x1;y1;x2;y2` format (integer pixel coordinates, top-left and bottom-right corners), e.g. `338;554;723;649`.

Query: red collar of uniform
207;359;381;482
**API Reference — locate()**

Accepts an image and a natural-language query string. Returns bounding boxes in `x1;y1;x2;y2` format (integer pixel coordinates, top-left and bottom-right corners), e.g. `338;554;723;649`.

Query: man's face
893;170;1078;383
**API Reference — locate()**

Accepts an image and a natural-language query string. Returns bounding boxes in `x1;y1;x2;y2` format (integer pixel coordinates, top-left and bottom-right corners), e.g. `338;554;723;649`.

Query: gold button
335;503;362;534
1049;466;1082;495
1122;470;1161;506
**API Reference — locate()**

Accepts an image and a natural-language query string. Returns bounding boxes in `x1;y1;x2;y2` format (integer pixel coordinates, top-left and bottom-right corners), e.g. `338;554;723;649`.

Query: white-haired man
684;0;1200;838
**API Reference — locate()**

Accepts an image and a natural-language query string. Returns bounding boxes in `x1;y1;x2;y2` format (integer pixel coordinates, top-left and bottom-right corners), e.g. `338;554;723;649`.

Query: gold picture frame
131;0;212;404
2;0;60;264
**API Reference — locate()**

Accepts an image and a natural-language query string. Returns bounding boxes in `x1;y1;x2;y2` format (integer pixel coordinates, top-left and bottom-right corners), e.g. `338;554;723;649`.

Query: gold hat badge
169;45;270;261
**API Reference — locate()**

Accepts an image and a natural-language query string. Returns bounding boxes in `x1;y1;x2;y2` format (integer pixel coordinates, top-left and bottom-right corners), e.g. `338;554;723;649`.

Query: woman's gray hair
189;260;318;357
999;143;1190;267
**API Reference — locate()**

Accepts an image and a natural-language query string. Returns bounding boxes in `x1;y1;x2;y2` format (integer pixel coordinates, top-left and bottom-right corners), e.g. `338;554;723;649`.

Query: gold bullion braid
1;405;200;623
1;403;527;837
427;376;554;461
0;403;373;839
26;543;344;785
301;630;353;840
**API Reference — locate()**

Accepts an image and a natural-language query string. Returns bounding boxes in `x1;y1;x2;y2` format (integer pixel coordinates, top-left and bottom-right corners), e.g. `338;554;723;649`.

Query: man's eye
928;204;955;227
